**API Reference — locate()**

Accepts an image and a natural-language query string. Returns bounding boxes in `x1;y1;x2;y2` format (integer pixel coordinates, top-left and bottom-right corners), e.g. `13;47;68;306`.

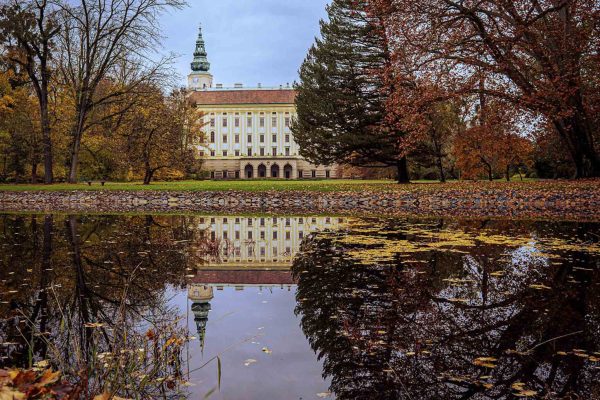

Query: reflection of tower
188;284;214;346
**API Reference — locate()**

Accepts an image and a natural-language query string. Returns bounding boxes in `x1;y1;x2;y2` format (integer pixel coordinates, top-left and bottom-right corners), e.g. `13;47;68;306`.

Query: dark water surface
1;214;599;399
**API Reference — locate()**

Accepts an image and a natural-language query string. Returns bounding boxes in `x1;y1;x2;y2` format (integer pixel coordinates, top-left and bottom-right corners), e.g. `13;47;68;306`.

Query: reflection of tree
0;214;205;395
293;219;600;399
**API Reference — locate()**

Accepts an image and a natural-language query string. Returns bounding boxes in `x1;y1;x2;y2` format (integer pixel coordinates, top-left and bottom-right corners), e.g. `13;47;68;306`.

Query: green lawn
0;178;555;193
0;179;402;192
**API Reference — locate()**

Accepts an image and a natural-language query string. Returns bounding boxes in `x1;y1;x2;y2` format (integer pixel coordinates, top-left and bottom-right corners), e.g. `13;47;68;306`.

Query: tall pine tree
292;0;409;183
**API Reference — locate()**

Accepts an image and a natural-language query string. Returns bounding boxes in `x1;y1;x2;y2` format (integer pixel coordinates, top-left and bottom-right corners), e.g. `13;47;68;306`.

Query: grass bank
0;178;565;193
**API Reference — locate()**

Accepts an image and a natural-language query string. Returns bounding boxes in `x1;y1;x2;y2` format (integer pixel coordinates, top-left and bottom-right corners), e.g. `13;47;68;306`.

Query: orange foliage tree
371;0;600;178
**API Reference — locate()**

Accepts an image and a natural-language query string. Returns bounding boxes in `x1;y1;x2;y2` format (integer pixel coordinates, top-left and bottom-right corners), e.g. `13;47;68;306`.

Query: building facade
187;25;339;179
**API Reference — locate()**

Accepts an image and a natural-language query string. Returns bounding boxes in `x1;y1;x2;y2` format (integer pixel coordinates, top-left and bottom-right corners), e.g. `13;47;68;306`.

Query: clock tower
188;24;213;90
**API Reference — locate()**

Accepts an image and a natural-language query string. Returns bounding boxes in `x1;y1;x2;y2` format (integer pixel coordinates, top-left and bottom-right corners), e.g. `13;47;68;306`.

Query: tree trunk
505;165;510;182
68;108;86;183
553;100;600;178
435;152;446;183
396;157;410;184
31;161;38;184
39;96;54;184
143;168;154;185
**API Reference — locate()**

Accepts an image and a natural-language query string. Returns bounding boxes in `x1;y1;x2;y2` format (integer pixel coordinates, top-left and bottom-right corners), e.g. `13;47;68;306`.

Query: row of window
209;112;291;129
200;217;340;225
215;230;298;241
209;133;291;144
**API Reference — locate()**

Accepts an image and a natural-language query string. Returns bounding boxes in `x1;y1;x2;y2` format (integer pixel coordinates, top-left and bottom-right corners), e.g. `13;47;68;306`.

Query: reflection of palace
187;216;346;342
196;216;345;270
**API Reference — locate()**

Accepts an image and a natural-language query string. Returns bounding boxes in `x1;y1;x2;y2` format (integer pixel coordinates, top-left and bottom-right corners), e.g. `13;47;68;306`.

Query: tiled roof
191;270;295;285
189;89;296;106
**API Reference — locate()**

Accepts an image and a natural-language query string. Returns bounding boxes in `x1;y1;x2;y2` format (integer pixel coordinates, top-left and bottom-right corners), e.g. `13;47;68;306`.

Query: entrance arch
271;164;280;178
244;164;254;179
284;164;293;179
258;164;267;178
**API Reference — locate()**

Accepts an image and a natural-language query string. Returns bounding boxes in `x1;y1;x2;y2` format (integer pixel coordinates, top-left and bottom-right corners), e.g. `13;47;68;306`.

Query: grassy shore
0;178;592;193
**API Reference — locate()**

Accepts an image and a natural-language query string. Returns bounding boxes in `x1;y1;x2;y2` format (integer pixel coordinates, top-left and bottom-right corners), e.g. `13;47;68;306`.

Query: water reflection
1;214;599;399
293;218;600;399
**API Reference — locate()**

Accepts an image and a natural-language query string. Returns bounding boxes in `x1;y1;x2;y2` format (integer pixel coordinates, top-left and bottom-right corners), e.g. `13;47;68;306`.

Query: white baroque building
187;25;340;179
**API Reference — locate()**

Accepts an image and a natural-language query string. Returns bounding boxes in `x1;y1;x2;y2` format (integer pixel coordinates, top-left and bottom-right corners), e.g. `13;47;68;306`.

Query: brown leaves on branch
369;0;600;178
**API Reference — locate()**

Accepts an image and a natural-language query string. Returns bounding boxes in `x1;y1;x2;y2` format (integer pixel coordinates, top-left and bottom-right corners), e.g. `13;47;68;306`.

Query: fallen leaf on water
244;359;257;366
262;347;272;355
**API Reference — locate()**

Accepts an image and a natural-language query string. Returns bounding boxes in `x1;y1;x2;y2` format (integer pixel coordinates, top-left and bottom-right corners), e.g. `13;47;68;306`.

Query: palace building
187;25;339;179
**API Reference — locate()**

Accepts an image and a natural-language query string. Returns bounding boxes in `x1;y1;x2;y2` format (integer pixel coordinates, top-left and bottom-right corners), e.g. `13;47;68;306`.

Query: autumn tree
0;0;61;184
453;99;532;181
56;0;185;183
121;87;203;185
373;0;600;178
293;0;410;183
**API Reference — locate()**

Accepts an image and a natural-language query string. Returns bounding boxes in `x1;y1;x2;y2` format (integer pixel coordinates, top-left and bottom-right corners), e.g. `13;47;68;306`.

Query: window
285;148;290;156
272;116;277;126
235;231;240;240
273;231;278;239
235;118;240;128
272;134;277;142
248;231;253;239
235;150;240;157
260;247;266;256
222;134;227;143
223;170;228;178
248;134;252;143
259;117;265;128
312;170;317;178
248;218;253;226
210;132;215;142
222;117;227;128
285;231;291;240
210;171;215;178
285;134;290;142
260;231;265;240
285;218;291;226
299;217;304;224
199;150;204;156
285;117;290;127
210;118;215;127
260;218;265;226
235;135;239;143
247;117;252;127
272;147;277;156
223;231;228;239
210;150;215;157
260;148;265;156
247;147;252;156
326;170;331;178
299;231;304;239
223;150;228;157
260;135;265;143
273;247;278;256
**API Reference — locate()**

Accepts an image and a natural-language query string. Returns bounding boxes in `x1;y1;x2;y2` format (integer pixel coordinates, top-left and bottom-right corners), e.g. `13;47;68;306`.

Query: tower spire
191;24;210;73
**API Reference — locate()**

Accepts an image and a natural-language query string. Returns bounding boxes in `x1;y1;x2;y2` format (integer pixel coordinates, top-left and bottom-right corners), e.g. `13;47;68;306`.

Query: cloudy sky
160;0;329;88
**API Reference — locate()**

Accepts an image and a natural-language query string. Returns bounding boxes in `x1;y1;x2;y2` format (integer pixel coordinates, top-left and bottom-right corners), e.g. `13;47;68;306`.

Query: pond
0;214;599;399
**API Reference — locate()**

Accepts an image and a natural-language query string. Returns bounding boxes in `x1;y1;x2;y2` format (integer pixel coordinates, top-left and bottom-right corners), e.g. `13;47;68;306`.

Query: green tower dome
191;24;210;72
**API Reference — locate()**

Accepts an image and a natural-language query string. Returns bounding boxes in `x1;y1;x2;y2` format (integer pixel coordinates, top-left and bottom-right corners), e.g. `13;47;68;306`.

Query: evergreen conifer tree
292;0;410;182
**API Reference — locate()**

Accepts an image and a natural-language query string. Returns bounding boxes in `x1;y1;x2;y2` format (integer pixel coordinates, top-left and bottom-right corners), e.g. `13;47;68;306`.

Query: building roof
191;270;295;285
189;89;296;106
